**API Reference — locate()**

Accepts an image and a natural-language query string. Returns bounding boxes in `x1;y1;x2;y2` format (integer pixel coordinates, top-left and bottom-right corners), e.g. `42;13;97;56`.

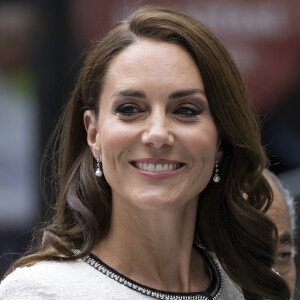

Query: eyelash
174;105;202;117
115;103;202;118
115;104;142;116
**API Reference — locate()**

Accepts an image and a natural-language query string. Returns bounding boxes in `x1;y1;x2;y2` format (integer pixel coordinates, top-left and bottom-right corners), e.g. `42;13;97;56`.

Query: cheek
285;266;296;297
99;121;138;155
289;260;296;282
181;125;219;157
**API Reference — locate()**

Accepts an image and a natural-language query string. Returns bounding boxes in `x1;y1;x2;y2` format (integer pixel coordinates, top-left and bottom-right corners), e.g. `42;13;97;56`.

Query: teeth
155;164;162;172
135;162;180;172
162;164;169;171
148;163;155;172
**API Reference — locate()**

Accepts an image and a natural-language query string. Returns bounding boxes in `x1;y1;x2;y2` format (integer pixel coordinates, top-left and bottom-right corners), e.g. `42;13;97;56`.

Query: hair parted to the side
5;6;290;299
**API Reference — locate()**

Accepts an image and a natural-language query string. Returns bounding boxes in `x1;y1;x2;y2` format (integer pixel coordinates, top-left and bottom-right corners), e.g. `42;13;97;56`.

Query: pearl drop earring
213;160;220;183
95;154;103;177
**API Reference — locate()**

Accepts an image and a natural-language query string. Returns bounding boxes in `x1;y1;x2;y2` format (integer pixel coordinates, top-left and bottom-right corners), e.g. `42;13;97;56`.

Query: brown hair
5;6;289;299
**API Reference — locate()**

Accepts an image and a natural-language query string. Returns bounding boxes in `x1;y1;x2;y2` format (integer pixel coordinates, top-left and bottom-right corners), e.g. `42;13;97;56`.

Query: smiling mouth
131;162;184;173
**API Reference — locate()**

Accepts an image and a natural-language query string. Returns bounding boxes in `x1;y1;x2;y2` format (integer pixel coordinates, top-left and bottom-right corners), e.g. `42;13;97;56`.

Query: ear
83;110;100;157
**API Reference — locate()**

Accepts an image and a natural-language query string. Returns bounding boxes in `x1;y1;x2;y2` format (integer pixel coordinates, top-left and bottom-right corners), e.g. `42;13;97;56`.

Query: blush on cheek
100;123;137;154
185;134;219;157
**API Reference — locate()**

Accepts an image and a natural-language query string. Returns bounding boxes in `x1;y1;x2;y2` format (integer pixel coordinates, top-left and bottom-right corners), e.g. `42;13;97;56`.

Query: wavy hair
6;6;290;299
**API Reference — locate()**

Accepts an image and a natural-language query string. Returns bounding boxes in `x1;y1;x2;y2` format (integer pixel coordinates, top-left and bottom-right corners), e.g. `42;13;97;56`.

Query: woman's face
85;39;222;210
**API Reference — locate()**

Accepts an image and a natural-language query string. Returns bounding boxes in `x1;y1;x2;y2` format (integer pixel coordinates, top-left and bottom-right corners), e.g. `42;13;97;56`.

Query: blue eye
115;104;141;115
174;105;201;117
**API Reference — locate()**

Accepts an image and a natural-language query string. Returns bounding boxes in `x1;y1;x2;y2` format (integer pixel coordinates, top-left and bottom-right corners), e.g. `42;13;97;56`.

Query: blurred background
0;0;299;296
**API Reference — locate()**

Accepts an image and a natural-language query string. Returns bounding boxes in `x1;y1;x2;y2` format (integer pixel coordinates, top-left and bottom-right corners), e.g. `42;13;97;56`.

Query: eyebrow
111;88;206;99
112;89;146;99
168;89;206;99
279;232;292;245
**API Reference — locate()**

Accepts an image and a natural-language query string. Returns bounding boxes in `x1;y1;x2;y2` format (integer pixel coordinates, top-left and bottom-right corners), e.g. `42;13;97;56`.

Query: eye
115;104;142;116
275;252;292;263
174;104;202;117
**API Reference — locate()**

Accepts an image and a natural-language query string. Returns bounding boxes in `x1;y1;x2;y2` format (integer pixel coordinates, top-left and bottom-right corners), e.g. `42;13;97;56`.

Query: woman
0;6;290;299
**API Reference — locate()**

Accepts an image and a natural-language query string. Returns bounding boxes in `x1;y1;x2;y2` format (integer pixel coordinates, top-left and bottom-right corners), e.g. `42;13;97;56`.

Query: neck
93;196;211;292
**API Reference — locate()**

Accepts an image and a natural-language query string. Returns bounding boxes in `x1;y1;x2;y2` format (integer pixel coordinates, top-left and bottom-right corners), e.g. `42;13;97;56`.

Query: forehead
104;39;203;90
266;180;291;235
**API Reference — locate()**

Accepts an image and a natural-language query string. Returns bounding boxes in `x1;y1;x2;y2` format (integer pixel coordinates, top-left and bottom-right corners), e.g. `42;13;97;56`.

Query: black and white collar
83;247;222;300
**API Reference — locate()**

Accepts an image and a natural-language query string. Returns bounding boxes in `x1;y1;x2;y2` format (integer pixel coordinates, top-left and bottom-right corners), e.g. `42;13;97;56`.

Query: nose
141;109;174;149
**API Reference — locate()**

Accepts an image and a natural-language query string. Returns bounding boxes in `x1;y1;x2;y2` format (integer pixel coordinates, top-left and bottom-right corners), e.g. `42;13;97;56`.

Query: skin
266;177;296;298
84;39;223;292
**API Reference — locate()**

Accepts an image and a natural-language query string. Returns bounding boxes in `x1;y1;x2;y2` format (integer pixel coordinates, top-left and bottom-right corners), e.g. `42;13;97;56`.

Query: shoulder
208;252;245;300
0;259;93;299
0;259;149;299
1;258;89;282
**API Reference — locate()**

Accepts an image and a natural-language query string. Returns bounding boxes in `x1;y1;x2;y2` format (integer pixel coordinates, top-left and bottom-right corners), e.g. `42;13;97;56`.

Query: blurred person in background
0;6;290;300
265;169;297;299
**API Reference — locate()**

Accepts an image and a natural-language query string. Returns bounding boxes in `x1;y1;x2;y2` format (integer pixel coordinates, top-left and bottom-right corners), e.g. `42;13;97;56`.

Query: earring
95;154;103;177
212;160;220;183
